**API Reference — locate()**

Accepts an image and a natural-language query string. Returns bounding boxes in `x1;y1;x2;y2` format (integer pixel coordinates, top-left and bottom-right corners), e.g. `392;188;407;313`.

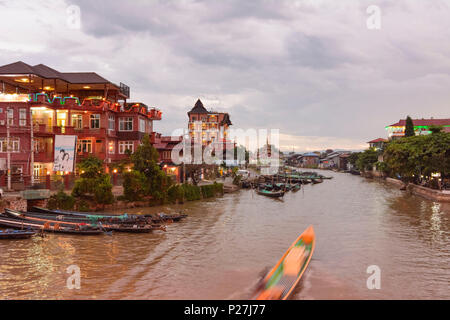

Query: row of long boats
251;171;331;198
0;207;188;238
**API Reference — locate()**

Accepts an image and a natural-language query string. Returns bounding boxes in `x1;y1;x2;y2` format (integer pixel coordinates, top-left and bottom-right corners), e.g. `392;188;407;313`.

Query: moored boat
0;229;36;239
5;209;156;233
0;215;104;235
257;188;285;198
254;225;315;300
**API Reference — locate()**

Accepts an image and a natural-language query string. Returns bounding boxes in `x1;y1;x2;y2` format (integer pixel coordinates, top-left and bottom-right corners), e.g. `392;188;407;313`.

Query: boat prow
254;225;315;300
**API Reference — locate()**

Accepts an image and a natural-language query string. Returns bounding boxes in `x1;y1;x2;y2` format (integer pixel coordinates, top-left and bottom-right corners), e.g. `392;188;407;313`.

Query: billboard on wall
53;135;77;173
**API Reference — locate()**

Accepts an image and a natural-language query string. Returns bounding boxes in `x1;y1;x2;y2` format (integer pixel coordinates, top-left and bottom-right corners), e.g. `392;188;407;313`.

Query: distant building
367;138;388;151
301;152;319;167
320;151;351;170
187;99;232;146
386;118;450;139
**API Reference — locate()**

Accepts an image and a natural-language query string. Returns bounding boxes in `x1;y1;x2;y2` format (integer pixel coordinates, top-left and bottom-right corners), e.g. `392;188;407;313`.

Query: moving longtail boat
0;215;104;235
0;229;36;239
257;188;285;198
254;226;315;300
4;209;159;233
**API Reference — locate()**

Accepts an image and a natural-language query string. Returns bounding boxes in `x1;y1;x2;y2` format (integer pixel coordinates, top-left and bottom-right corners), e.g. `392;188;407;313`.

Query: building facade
386;118;450;139
187;99;232;146
0;61;179;186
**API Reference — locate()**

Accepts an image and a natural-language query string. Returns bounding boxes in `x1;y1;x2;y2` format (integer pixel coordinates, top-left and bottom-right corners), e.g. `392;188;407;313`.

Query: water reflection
0;171;448;299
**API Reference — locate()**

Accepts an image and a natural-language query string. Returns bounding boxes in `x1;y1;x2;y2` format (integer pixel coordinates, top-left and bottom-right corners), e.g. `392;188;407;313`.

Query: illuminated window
72;114;82;129
108;141;115;154
7;109;14;125
0;138;20;152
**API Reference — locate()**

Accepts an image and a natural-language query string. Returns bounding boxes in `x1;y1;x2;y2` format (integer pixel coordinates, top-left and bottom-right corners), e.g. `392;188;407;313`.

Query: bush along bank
167;182;224;204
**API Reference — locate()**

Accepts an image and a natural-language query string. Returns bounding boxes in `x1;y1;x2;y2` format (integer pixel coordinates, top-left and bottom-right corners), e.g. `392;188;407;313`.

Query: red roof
388;118;450;127
367;138;388;143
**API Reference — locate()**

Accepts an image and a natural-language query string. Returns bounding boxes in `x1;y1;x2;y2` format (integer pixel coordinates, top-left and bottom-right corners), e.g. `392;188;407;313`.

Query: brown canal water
0;171;449;299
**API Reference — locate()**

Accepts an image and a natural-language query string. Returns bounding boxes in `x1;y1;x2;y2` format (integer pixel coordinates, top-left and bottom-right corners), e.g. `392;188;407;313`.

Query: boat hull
255;225;315;300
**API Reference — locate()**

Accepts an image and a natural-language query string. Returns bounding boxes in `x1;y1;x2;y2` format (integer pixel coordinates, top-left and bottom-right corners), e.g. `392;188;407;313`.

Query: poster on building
53;135;77;173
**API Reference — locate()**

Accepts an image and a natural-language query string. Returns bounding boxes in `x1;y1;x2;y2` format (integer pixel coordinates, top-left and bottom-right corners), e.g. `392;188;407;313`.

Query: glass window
108;115;115;130
119;117;133;131
139;118;146;132
72;114;83;129
108;141;115;154
77;139;92;153
7;109;13;125
90;114;100;129
118;141;134;154
0;138;19;152
19;108;27;126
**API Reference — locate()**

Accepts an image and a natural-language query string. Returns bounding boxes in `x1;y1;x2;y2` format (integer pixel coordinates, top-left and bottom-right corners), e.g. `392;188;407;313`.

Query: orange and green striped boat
255;225;315;300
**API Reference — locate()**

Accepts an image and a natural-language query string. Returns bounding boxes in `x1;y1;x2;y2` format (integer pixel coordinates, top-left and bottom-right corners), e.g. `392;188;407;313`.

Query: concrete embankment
385;177;450;202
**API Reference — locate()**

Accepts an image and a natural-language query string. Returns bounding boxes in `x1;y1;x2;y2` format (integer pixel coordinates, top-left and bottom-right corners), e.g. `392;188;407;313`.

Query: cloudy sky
1;0;449;151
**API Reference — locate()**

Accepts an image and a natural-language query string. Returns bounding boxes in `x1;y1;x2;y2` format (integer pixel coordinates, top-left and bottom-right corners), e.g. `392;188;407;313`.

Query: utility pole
6;108;11;191
30;109;34;185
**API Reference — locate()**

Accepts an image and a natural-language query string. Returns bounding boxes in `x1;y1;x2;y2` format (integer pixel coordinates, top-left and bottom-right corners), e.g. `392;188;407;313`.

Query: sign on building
53;135;77;172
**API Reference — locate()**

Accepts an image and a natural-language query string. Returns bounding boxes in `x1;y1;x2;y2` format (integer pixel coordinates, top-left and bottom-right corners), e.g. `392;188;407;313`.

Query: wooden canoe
257;189;285;198
255;225;315;300
5;209;157;233
0;215;104;235
0;229;36;239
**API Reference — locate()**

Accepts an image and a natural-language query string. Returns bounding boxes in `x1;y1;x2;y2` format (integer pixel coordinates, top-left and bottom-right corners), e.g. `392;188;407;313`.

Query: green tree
72;156;114;205
128;134;171;201
383;132;450;186
348;152;361;167
404;116;415;137
356;148;378;172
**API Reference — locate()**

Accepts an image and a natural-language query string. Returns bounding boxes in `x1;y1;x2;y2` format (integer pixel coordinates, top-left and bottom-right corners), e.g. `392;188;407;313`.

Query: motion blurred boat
254;225;315;300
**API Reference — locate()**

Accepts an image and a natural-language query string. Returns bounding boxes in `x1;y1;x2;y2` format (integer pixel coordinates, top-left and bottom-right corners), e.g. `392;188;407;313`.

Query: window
90;114;100;129
19;109;27;126
108;141;115;154
118;141;134;154
108;115;115;130
77;139;92;153
119;117;133;131
7;109;13;125
139;118;146;132
0;138;20;152
72;114;82;129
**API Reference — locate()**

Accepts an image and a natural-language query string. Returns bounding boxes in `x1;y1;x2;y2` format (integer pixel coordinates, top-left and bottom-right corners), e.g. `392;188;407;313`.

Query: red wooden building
0;61;181;187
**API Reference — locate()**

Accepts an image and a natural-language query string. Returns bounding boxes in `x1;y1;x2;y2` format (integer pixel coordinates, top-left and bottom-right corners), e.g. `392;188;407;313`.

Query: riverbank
385;178;450;202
